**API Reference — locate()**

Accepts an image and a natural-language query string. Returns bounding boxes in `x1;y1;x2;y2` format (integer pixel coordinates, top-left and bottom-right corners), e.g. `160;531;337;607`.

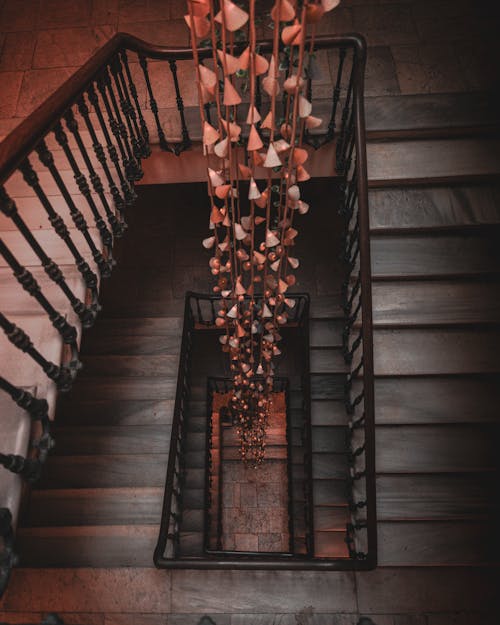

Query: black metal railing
0;31;375;581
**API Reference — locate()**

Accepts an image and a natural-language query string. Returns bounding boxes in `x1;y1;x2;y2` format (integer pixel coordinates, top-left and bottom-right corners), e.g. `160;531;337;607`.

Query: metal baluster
0;376;53;463
36;139;113;277
96;71;140;182
120;49;151;154
63;109;126;238
0;451;43;483
87;83;136;206
0;508;16;595
19;158;100;296
77;93;127;218
0;187;96;327
325;46;347;144
336;52;355;173
0;312;74;391
110;54;146;162
169;59;191;154
138;52;171;152
0;237;80;368
102;66;143;180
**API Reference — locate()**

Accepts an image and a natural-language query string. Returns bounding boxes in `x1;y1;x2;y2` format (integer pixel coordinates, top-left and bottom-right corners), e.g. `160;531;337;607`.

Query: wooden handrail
0;32;365;186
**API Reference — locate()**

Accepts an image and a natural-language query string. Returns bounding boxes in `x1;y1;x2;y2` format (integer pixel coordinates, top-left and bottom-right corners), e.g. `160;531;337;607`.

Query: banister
0;32;366;185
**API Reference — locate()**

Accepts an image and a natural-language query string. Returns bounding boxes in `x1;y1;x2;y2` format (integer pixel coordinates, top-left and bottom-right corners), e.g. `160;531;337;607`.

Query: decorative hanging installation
185;0;341;464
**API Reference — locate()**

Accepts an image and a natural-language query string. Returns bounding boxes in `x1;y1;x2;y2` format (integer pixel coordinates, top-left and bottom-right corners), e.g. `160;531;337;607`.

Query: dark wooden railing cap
0;32;365;186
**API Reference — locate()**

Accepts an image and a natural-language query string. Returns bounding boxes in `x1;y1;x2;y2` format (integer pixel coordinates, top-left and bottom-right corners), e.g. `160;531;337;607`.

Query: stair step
310;348;349;374
22;487;163;527
375;424;496;473
311;454;349;480
310;319;343;347
61;376;177;401
0;265;88;316
368;184;500;231
313;530;349;558
56;398;174;426
370;232;500;279
309;295;343;319
81;333;182;356
311;427;348;454
179;531;204;556
369;328;500;376
83;316;183;338
0;228;104;270
311;400;348;426
51;425;170;456
313;506;350;531
38;454;168;488
370;280;500;326
364;92;499;133
362;375;500;425
367;138;500;182
80;354;179;378
16;525;158;567
310;374;346;400
374;474;494;521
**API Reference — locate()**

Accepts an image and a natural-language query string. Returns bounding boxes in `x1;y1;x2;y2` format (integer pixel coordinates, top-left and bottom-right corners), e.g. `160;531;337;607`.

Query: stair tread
367;184;500;231
80;354;179;378
367;138;500;182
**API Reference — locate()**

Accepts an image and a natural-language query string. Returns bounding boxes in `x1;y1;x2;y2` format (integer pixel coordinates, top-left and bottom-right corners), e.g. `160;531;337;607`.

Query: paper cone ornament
238;163;252;179
292;147;308;166
234;223;247;240
221;289;231;297
285;227;298;241
285;297;296;308
260;111;275;131
214;137;229;158
262;74;279;98
270;259;281;272
215;184;231;199
263;142;282;168
306;3;325;22
219;335;228;344
278;279;289;293
235;278;246;296
188;0;210;17
202;236;215;249
200;83;215;103
247;125;263;151
288;185;300;201
266;229;280;247
253;250;266;265
203;121;219;145
217;49;240;75
214;1;249;32
236;247;249;260
262;303;273;318
306;115;323;129
255;189;268;209
238;46;250;70
274;139;291;153
271;0;295;21
218;237;230;251
223;78;241;106
284;74;304;94
246;104;261;124
221;118;241;141
227;304;238;318
248;177;261;200
184;14;210;38
254;54;269;76
208;168;225;187
210;205;224;224
223;211;231;227
298;200;310;214
288;257;300;269
199;64;217;89
298;96;312;118
296;165;310;181
282;22;302;46
256;363;264;375
322;0;341;11
251;150;264;166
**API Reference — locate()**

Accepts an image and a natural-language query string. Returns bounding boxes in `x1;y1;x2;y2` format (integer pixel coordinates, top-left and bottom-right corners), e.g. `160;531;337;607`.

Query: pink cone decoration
203;121;219;145
223;78;241;106
247;125;263;151
214;1;249;32
217;49;240;75
263;142;282;168
248;177;261;200
188;0;341;465
208;168;225;187
246;104;261;124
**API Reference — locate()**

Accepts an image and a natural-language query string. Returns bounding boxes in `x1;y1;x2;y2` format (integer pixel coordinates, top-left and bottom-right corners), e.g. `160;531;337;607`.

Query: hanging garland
185;0;341;465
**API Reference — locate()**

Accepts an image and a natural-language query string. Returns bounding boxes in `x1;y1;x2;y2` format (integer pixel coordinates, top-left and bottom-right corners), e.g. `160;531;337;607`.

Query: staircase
0;27;498;623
